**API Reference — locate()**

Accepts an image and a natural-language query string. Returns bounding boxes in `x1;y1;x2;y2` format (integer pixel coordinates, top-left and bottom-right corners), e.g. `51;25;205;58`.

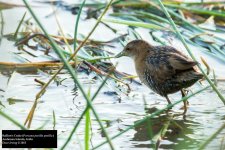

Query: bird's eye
126;47;130;51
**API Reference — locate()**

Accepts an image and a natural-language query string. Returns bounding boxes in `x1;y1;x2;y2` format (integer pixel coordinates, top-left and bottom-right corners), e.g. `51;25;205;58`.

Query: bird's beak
115;51;126;58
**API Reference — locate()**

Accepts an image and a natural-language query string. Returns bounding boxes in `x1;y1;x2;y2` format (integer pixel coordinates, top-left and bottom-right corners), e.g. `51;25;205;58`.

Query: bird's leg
165;95;172;114
183;89;190;106
165;95;172;104
181;89;187;115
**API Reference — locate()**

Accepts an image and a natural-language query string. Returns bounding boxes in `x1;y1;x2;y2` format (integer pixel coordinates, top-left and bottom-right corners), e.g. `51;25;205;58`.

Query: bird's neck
134;44;152;60
134;49;149;62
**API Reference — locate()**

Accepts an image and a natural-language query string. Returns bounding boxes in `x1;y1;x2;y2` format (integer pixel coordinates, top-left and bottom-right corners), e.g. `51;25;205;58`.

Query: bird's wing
155;46;198;70
145;46;197;81
145;54;175;81
168;53;198;70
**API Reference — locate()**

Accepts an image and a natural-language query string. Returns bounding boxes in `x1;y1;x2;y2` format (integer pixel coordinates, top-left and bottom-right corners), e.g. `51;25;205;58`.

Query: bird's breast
135;62;158;92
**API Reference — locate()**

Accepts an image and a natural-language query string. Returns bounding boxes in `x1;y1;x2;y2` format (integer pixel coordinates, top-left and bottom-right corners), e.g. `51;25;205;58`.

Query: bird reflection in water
132;107;200;150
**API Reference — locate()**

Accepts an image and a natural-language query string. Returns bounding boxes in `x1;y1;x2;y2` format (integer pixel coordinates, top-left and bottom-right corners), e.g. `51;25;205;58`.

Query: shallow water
0;1;225;150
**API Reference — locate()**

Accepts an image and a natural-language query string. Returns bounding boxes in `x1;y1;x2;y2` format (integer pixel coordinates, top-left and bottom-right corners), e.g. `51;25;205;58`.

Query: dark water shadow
131;107;201;149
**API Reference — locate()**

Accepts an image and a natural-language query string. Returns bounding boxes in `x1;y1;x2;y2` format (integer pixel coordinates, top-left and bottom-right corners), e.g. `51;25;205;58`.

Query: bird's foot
179;101;188;115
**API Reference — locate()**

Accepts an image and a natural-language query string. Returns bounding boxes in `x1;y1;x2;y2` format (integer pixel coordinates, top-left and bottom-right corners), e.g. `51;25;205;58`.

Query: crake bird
116;40;203;114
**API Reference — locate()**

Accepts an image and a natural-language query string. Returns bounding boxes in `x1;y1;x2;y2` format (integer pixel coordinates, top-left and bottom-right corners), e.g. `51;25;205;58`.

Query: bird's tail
193;72;204;80
177;71;203;88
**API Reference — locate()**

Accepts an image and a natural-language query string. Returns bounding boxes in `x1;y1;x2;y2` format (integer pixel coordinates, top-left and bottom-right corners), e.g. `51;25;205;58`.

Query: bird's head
115;40;151;59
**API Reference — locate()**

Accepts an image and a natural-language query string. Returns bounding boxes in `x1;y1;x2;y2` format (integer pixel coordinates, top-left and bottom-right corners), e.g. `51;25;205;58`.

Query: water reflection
132;107;200;149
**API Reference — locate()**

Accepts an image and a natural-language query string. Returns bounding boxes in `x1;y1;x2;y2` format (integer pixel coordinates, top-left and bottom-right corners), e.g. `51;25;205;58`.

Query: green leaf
102;18;166;30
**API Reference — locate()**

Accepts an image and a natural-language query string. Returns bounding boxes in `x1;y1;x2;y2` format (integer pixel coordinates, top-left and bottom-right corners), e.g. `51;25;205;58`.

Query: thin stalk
213;70;218;86
155;0;225;104
14;12;26;39
22;0;114;149
143;97;155;149
61;67;115;150
85;89;91;150
134;11;170;24
158;4;225;43
112;1;150;8
199;123;225;150
35;120;50;130
85;108;90;150
0;61;75;68
0;11;4;44
72;0;114;56
92;0;123;13
103;18;165;30
68;0;122;10
165;3;225;17
23;0;114;128
168;9;203;32
92;86;210;149
74;0;86;51
53;4;73;54
0;110;27;130
163;1;225;5
53;110;56;130
33;0;113;100
152;118;171;149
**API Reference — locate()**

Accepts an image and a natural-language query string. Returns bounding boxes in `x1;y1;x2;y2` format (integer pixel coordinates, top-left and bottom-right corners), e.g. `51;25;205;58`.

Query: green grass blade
93;0;123;13
163;1;225;5
155;0;225;105
102;18;166;30
92;86;210;149
152;119;170;149
74;0;86;51
53;110;56;130
165;3;225;17
61;69;113;149
22;0;114;149
85;108;90;150
85;89;91;150
143;97;155;149
0;110;27;130
14;11;26;39
134;11;170;24
199;123;225;150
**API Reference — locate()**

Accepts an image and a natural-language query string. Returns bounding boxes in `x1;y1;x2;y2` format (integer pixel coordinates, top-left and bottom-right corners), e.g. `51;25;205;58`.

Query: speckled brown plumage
116;40;203;113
